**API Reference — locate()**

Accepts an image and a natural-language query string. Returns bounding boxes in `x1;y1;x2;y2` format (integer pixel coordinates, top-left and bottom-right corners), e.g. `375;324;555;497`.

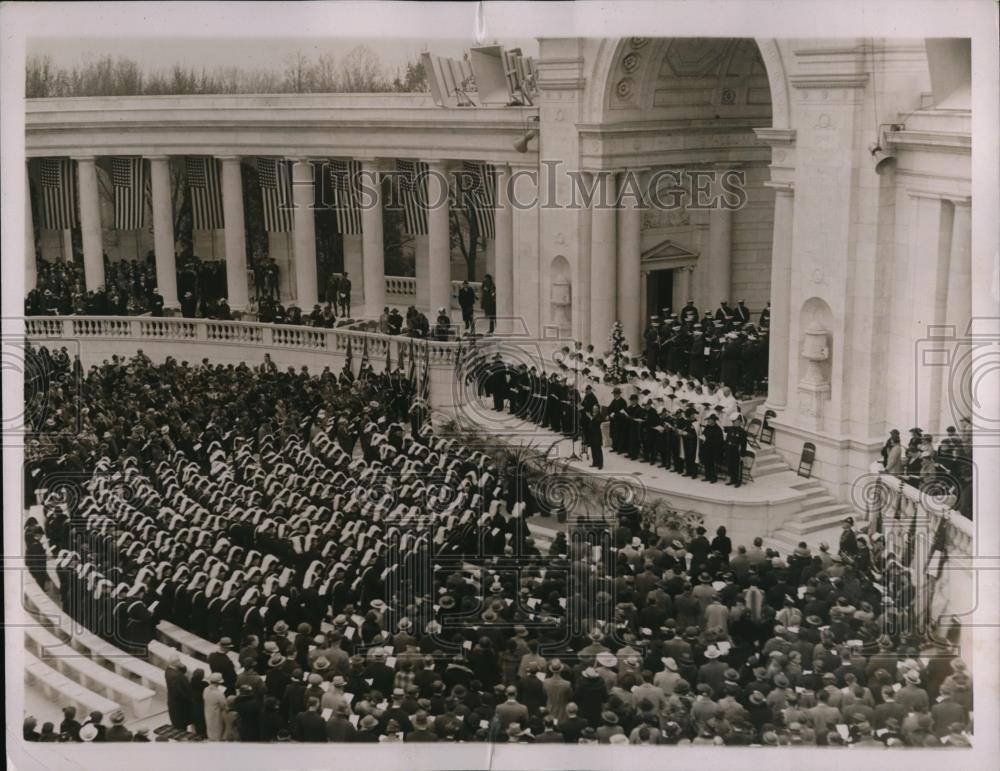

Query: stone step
798;494;838;511
796;503;850;523
781;511;857;535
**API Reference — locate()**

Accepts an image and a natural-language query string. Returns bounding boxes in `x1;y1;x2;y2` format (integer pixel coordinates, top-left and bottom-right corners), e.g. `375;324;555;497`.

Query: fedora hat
596;651;618;668
268;653;286;667
601;711;619;725
704;645;722;659
661;657;678;672
313;656;331;671
582;667;600;679
749;690;765;704
588;628;605;642
904;669;921;684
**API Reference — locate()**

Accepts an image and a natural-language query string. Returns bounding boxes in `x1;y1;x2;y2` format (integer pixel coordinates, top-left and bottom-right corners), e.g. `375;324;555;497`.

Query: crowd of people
554;300;769;399
26;257;164;317
20;344;972;747
26;254;501;341
878;424;974;519
479;353;753;485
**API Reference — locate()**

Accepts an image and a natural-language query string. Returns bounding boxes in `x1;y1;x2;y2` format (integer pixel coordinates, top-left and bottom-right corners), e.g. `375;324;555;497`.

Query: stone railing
24;315;470;365
25;316;494;408
383;276;483;310
385;276;418;301
870;470;974;636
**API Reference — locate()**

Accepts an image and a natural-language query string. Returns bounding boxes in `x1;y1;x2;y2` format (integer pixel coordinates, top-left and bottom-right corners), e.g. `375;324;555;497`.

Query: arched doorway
578;37;787;401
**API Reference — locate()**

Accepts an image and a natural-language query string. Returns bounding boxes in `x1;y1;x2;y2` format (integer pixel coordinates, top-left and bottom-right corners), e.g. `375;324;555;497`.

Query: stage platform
440;401;861;551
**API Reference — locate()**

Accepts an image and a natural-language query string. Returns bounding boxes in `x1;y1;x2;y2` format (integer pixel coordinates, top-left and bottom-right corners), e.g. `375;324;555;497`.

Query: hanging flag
421;340;431;402
359;336;370;380
39;158;78;230
344;337;354;376
329;159;363;235
384;339;393;374
111;157;146;230
407;338;417;387
258;157;294;232
397;159;429;235
460;160;496;239
186;156;224;231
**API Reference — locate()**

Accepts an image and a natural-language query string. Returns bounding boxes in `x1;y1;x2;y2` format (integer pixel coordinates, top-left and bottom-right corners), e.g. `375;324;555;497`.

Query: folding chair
741;449;756;484
797;442;816;478
745;417;763;449
759;410;777;445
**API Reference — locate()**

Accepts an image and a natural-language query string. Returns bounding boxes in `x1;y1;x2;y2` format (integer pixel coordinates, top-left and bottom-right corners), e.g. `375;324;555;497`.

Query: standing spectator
204;672;228;741
164;656;192;730
458;280;476;332
481;273;497;333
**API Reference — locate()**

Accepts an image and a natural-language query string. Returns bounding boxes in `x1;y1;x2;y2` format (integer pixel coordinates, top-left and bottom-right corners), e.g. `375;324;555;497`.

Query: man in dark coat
584;403;604;470
291;697;328;742
458;281;476;332
208;637;238;693
701;414;724;483
607;387;627;453
165;657;193;729
481;274;497;333
725;421;748;487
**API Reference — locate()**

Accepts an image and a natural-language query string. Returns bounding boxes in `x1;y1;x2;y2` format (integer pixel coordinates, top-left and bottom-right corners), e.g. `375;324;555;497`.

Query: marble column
673;266;694;310
765;183;794;409
61;230;74;263
359;160;385;316
148;156;178;307
414;234;429;309
589;171;617;348
942;197;972;429
291;159;318;309
425;160;451;317
575;173;592;343
494;164;514;334
219;156;249;311
25;169;36;292
705;170;734;312
617;170;643;352
75;157;105;290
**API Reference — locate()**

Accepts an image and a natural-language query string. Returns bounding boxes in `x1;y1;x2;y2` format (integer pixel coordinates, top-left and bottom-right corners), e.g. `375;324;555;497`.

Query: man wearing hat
404;710;439;742
204;672;228;741
104;711;133;742
542;659;573;721
896;668;929;713
208;637;238;692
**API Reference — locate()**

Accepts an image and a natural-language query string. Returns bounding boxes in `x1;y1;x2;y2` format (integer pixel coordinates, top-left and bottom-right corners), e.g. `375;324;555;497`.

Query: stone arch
585;37;790;129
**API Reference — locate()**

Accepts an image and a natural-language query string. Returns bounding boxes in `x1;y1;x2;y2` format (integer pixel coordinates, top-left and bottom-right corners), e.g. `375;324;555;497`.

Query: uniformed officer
701;414;724;483
725;417;748;487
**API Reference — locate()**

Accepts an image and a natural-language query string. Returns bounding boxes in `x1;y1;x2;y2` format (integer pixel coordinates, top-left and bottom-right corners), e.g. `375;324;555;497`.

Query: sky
28;37;539;79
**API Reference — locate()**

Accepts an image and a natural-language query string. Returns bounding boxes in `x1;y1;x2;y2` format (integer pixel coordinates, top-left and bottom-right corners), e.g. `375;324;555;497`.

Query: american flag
460;160;496;239
186;156;224;231
257;157;294;232
329;159;363;235
112;157;146;230
397;159;429;235
40;158;78;230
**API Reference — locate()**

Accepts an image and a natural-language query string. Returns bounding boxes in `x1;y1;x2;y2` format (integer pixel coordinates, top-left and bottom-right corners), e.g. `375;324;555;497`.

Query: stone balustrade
871;470;974;636
383;276;483;311
24;316;481;408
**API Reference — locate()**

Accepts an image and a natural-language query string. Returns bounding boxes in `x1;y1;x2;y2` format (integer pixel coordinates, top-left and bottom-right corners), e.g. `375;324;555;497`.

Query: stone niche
797;296;835;430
